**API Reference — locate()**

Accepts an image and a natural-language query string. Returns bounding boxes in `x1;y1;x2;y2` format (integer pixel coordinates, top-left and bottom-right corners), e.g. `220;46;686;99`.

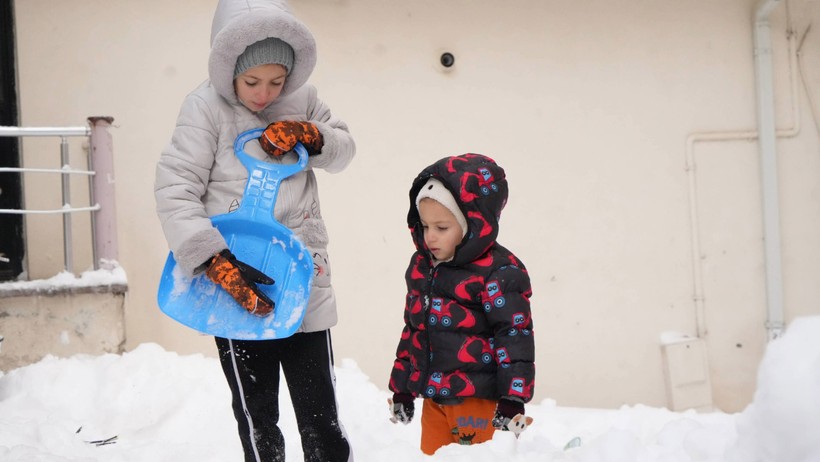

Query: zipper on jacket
420;264;438;394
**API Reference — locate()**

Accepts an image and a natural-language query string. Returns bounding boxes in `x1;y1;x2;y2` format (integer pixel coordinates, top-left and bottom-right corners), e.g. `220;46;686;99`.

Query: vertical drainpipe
753;0;785;341
87;116;118;270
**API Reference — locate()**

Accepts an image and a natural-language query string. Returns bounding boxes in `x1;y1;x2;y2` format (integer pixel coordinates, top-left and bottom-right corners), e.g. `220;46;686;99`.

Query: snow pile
729;316;820;462
0;261;127;294
0;316;818;461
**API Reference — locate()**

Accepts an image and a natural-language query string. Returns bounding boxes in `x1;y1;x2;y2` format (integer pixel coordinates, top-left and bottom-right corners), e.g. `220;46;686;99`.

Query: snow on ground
0;316;818;461
0;262;127;294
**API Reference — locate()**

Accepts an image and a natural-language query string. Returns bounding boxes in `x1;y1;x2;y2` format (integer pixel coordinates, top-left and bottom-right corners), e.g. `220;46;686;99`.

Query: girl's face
418;198;463;263
234;64;288;112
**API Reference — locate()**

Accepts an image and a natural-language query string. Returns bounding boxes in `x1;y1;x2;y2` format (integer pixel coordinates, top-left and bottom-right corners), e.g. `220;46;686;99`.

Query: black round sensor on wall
440;52;455;68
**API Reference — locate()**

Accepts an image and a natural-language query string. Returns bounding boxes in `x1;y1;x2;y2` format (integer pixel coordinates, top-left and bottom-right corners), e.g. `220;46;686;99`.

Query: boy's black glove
388;393;415;425
492;398;533;436
205;249;275;316
260;120;324;157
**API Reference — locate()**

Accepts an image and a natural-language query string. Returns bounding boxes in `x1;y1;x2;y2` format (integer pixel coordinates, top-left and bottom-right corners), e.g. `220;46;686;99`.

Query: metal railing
0;117;118;274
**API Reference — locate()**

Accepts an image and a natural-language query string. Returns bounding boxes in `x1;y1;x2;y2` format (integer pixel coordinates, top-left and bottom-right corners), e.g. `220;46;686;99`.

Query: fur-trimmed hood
208;0;316;104
408;154;509;266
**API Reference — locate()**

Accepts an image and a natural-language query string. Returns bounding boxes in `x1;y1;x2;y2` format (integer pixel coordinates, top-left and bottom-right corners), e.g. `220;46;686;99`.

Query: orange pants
420;398;497;455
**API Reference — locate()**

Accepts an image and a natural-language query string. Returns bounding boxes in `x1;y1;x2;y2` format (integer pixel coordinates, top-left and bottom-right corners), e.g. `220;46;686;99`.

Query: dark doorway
0;0;24;280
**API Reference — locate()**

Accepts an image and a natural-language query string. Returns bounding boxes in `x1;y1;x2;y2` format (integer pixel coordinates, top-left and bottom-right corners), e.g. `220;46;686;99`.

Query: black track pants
215;330;352;462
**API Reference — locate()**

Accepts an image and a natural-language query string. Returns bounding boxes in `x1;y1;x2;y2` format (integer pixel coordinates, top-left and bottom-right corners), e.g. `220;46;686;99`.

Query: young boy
154;0;353;460
388;153;535;455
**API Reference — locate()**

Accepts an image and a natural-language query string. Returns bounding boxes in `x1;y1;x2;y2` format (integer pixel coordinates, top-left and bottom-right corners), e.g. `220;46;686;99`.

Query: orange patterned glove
205;250;275;316
259;121;324;157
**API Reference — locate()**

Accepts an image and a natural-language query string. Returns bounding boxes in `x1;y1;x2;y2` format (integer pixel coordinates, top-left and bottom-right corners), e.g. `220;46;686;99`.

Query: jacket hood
408;154;508;265
208;0;316;104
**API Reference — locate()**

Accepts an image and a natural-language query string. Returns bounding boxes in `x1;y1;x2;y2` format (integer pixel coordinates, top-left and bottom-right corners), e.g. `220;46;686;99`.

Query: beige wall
12;0;820;412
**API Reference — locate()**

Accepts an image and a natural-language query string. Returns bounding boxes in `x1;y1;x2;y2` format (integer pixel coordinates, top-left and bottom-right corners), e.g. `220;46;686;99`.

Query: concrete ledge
0;289;126;371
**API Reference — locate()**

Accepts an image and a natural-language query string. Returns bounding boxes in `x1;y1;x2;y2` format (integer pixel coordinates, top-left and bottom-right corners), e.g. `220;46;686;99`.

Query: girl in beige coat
154;0;354;460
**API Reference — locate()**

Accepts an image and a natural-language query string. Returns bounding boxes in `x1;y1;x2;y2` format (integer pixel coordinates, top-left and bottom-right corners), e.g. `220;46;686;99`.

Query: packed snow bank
728;316;820;462
0;316;818;461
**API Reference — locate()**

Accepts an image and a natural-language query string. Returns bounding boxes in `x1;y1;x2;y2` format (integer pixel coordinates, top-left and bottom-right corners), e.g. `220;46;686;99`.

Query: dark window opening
0;0;24;281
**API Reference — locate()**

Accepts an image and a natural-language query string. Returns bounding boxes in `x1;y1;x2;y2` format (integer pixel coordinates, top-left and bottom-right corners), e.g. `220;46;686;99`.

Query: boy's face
418;198;463;262
234;64;288;112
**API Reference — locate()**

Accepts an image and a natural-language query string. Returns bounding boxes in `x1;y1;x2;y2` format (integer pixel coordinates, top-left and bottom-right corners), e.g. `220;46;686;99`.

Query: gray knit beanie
233;37;295;78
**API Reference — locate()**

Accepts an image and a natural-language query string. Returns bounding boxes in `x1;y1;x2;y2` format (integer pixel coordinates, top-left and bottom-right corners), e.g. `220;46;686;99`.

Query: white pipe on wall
753;0;785;341
685;0;800;340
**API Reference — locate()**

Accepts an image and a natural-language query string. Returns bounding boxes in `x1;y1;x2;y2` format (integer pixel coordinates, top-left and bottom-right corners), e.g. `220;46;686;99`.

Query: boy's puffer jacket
389;154;535;403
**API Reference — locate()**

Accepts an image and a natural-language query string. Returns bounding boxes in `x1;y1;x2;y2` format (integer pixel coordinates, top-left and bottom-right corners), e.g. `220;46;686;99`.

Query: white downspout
753;0;785;341
685;0;800;341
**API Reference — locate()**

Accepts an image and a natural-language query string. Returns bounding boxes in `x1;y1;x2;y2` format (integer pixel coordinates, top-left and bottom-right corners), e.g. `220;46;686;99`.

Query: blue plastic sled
157;128;314;340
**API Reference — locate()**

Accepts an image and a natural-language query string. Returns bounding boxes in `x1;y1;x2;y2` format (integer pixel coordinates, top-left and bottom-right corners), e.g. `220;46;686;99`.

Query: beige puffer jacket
154;0;354;333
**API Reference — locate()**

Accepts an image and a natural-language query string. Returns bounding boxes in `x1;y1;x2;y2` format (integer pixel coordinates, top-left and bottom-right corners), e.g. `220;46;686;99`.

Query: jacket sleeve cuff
175;228;227;274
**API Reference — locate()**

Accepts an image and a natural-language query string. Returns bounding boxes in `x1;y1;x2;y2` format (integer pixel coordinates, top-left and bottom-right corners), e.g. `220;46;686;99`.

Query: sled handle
230;128;309;224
